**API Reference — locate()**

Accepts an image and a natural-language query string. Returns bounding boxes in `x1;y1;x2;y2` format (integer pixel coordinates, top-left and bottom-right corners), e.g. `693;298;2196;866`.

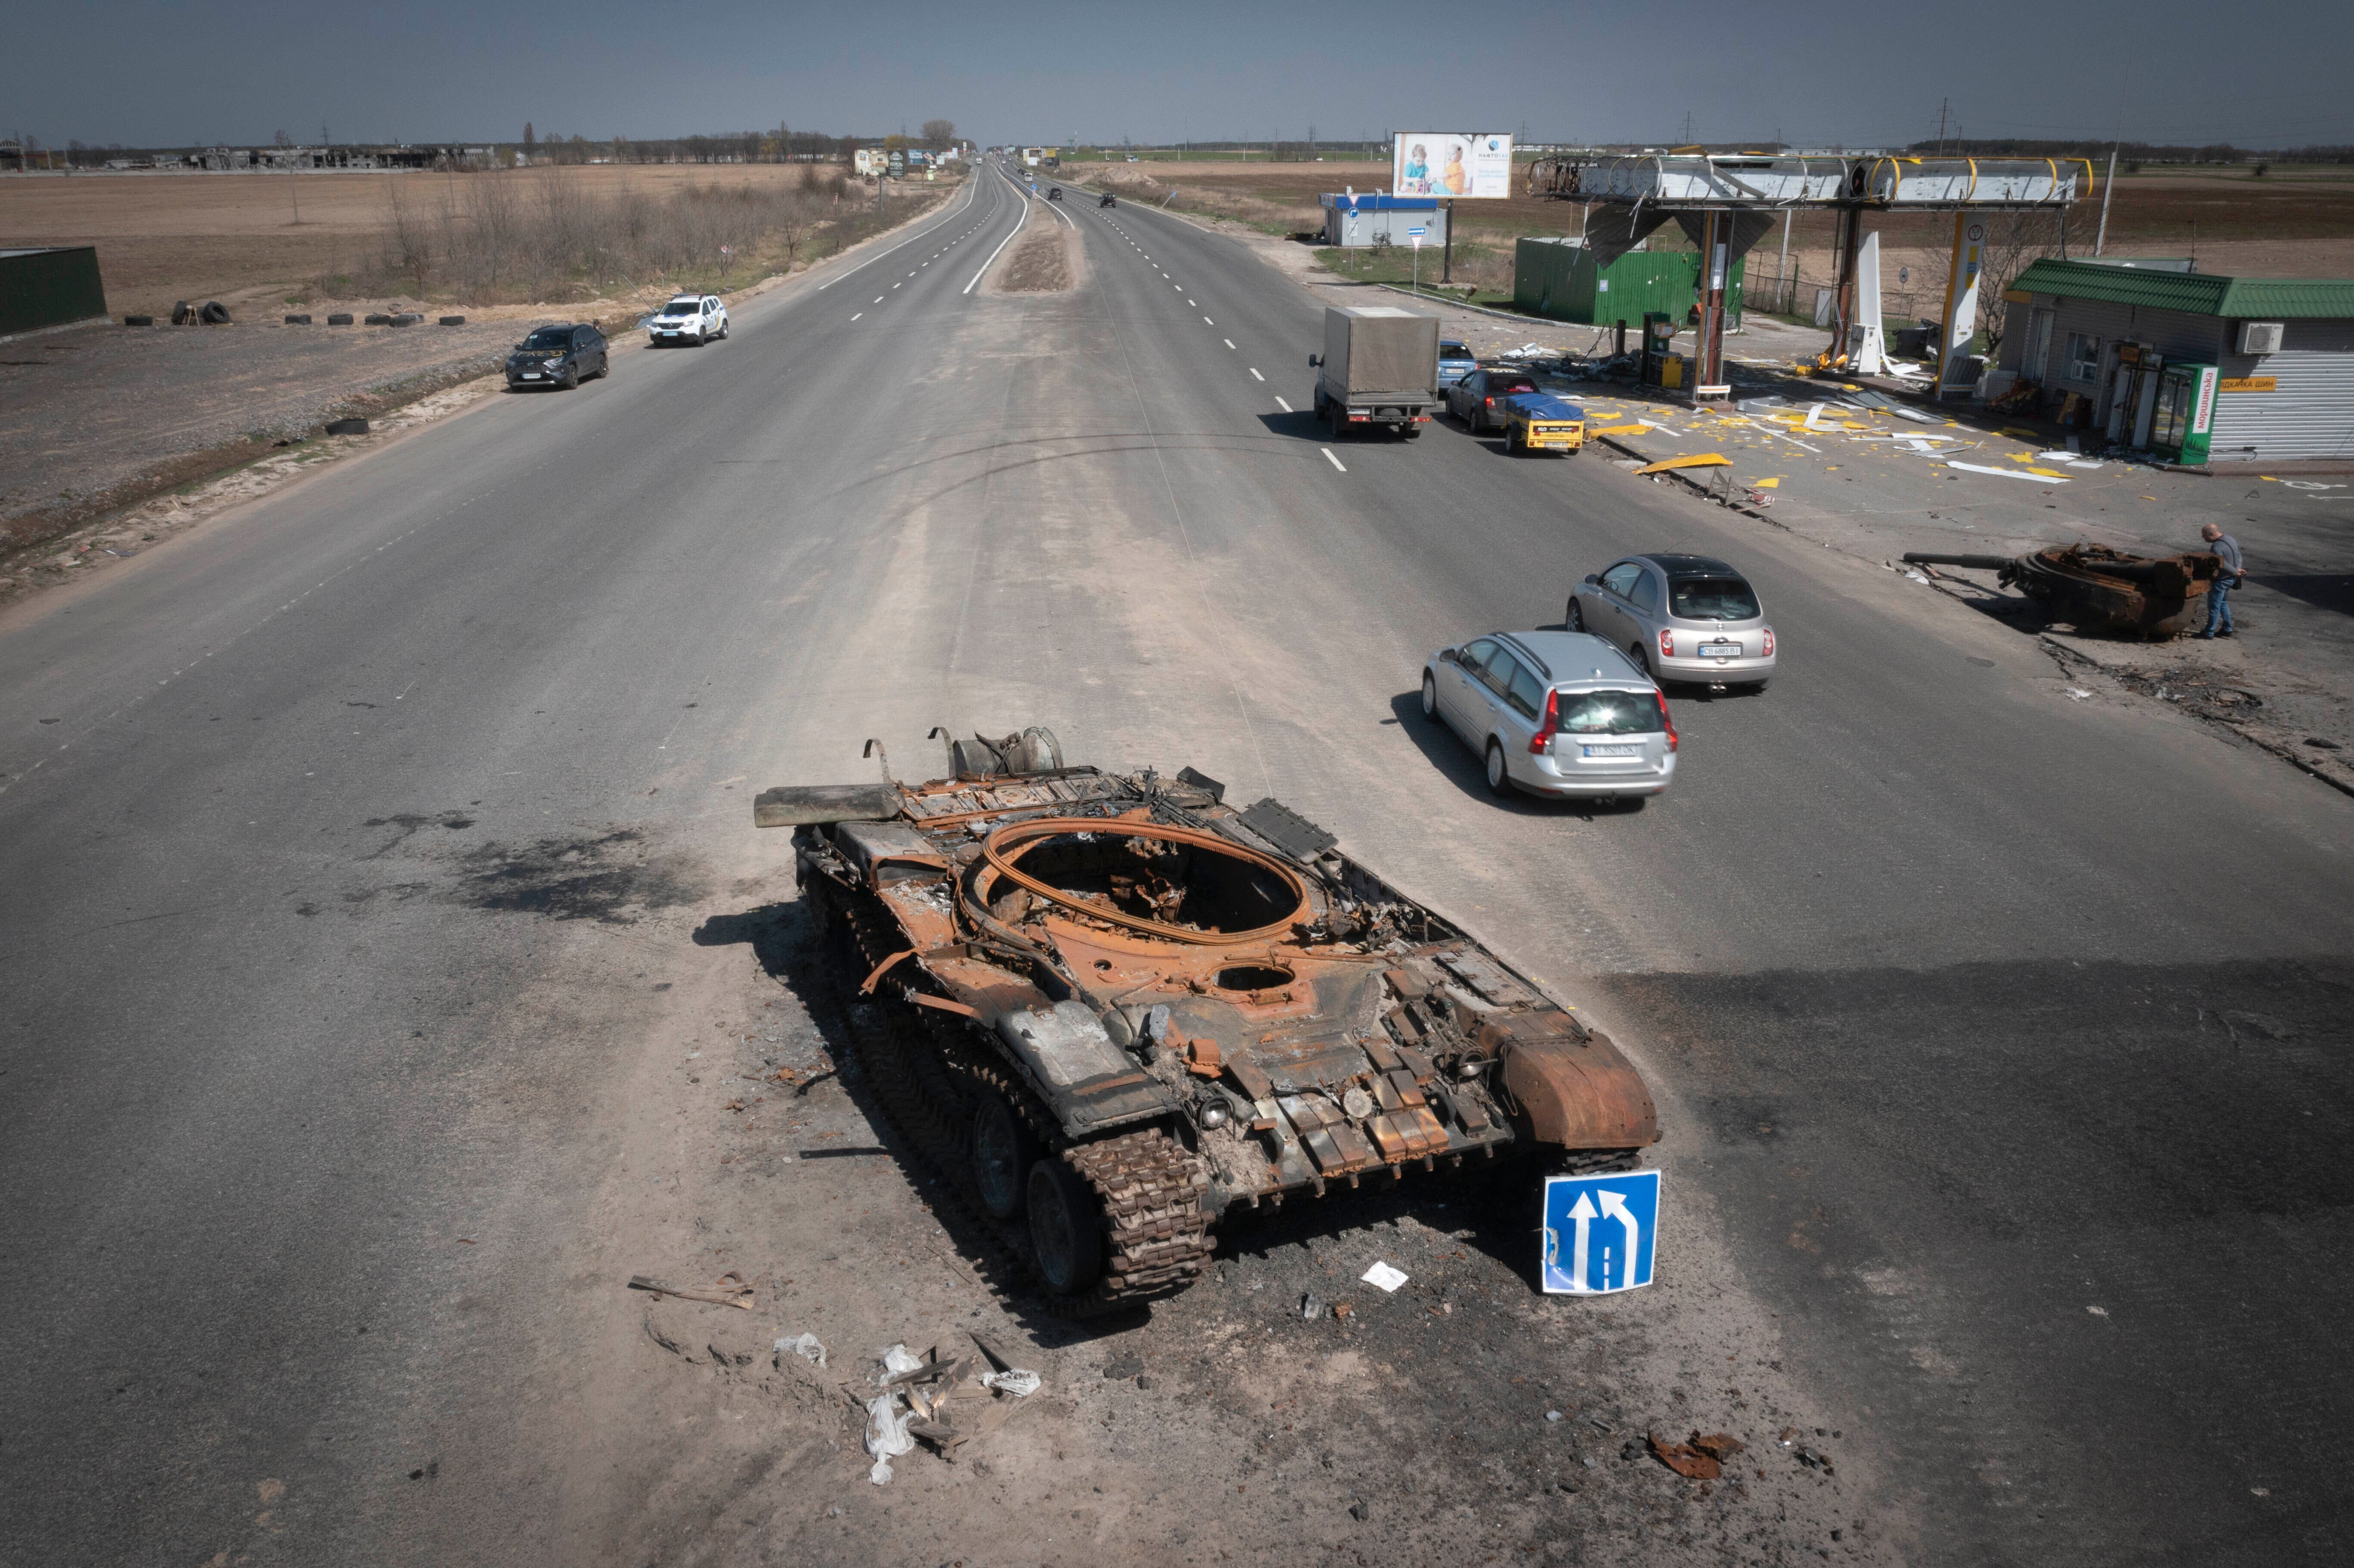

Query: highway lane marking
964;172;1034;293
1322;448;1347;473
874;296;885;303
851;313;862;321
1224;339;1236;349
1276;396;1293;412
1204;317;1214;326
1249;368;1264;381
815;169;984;289
894;282;902;288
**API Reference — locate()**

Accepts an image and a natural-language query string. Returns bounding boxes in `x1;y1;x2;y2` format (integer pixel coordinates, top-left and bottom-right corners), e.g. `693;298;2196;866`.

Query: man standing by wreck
2199;523;2246;638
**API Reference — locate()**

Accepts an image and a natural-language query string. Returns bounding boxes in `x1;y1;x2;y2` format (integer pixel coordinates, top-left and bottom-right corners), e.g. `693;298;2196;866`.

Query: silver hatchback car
1421;630;1678;801
1567;553;1776;690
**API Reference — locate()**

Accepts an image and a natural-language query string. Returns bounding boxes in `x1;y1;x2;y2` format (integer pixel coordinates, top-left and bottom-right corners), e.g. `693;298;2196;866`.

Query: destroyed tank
759;728;1660;1317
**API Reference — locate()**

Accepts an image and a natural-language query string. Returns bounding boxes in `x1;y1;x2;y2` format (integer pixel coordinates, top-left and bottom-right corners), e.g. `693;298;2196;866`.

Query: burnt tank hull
760;740;1660;1316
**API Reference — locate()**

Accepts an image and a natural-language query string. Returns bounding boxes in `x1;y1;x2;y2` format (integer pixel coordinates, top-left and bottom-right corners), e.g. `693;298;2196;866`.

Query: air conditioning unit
2239;321;2284;355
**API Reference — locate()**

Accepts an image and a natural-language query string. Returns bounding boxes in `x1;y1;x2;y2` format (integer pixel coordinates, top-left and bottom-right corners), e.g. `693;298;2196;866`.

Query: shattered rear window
1558;691;1663;734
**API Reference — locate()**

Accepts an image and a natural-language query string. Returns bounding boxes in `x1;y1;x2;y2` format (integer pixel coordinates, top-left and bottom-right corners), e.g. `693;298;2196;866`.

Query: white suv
647;294;727;346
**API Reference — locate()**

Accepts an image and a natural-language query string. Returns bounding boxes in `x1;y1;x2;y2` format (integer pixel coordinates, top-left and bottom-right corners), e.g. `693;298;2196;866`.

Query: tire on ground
124;315;153;327
199;302;230;324
324;417;370;436
327;314;354;326
284;314;311;325
438;315;466;326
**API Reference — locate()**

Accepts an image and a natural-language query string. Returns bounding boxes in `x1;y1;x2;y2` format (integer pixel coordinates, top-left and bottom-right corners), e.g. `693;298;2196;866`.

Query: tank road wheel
971;1092;1035;1220
1420;671;1439;719
1027;1157;1106;1297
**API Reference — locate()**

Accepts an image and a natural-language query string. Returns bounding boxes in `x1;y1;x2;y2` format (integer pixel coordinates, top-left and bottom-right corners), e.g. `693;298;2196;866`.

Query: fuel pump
1640;312;1678;389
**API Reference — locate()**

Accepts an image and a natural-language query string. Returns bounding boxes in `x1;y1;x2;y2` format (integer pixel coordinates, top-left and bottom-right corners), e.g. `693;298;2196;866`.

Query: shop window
2065;331;2102;384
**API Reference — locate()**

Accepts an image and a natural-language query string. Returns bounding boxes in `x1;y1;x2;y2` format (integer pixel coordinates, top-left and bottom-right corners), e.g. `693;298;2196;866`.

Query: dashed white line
1249;368;1264;381
874;296;884;303
1224;339;1236;350
1275;396;1293;412
851;312;862;321
1322;448;1347;473
1204;317;1214;326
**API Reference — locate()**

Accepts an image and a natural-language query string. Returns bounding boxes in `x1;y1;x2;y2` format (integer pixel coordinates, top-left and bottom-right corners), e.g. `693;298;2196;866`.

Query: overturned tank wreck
758;728;1659;1317
1905;543;2222;638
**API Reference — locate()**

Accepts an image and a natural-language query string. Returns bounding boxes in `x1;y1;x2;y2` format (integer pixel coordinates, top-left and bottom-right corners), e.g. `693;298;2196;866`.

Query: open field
0;163;953;317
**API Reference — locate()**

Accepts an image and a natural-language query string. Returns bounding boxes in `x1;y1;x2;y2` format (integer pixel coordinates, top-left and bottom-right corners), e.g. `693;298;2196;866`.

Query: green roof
2011;258;2354;317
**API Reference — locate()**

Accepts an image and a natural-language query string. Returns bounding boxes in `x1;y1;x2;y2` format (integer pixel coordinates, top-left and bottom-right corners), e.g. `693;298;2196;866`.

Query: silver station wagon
1421;630;1678;802
1567;553;1777;691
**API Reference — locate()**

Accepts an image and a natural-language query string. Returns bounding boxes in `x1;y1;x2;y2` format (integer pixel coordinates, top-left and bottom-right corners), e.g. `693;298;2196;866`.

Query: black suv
506;323;608;391
1046;186;1062;202
1099;193;1116;208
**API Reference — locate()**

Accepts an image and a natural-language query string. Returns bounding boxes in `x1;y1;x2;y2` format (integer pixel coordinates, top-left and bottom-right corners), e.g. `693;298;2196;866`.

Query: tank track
833;890;1213;1318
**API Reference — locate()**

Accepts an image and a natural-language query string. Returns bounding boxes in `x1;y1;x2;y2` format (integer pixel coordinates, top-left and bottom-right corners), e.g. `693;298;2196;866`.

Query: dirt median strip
996;224;1072;293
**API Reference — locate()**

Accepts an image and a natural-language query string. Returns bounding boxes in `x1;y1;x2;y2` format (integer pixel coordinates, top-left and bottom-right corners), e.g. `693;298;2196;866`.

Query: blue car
1438;339;1477;387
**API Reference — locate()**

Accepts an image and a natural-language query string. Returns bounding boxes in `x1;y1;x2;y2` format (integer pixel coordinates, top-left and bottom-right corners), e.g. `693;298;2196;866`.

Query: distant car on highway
1421;630;1676;802
1099;193;1117;208
1437;340;1477;386
1047;186;1063;202
505;323;608;391
647;294;727;346
1445;367;1539;432
1567;553;1776;691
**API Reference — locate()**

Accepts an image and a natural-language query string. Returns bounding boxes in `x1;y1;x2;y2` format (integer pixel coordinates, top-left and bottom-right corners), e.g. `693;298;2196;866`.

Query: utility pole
2094;144;2117;255
2095;70;2128;257
1935;99;1948;156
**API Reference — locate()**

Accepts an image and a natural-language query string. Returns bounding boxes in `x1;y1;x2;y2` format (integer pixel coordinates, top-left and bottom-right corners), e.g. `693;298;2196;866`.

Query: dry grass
0;162;950;314
367;164;859;303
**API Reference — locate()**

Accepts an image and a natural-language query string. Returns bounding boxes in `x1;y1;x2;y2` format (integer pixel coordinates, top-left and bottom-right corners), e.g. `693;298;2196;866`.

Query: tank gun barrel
1902;552;2013;570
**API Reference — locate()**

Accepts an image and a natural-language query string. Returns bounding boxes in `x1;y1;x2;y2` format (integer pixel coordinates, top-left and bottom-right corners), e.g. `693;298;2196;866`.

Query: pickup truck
1501;392;1587;456
1308;305;1439;439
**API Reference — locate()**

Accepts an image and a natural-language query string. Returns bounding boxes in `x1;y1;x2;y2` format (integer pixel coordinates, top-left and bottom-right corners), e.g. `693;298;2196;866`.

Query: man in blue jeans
2199;523;2246;638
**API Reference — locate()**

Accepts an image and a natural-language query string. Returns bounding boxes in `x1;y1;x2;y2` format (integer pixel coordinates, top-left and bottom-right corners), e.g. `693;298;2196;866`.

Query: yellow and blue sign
1541;1170;1659;1294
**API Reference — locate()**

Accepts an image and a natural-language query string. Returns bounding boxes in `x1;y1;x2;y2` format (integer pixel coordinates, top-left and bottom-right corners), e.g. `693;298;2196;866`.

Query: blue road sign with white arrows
1541;1170;1660;1294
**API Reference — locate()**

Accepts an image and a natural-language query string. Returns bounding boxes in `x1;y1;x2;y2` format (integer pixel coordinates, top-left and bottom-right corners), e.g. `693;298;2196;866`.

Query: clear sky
9;0;2351;152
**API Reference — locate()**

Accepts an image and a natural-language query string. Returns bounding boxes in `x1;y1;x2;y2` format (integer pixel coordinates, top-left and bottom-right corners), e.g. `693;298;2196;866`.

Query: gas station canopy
1525;154;2096;402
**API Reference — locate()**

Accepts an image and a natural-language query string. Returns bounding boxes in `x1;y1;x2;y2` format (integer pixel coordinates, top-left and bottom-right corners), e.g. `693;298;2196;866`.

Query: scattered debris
1647;1430;1736;1480
1360;1261;1409;1293
1793;1444;1836;1475
1636;452;1733;475
1546;1410;1565;1422
1301;1292;1324;1322
628;1272;754;1310
862;1333;1043;1482
2065;688;2093;702
775;1332;828;1368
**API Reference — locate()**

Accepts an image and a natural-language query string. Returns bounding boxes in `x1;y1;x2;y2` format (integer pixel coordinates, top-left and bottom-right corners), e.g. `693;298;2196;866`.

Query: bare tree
1974;209;2065;354
920;118;955;150
274;128;293;148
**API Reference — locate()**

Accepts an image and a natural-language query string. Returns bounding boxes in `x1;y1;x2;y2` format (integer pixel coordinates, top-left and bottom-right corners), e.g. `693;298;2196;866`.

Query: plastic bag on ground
981;1369;1041;1397
774;1332;827;1368
866;1392;915;1484
878;1343;924;1382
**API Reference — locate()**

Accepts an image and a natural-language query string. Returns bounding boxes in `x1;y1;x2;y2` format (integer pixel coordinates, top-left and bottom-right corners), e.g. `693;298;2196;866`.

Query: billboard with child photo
1392;133;1513;199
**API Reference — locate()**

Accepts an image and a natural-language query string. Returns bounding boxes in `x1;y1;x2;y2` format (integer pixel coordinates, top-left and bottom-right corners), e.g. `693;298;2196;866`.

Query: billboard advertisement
1392;133;1513;199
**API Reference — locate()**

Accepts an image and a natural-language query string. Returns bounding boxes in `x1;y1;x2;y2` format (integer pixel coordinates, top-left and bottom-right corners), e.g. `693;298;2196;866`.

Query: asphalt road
3;160;2351;1565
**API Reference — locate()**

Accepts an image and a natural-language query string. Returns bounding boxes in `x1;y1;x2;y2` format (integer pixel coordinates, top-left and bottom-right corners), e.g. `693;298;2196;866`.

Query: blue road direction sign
1541;1170;1660;1294
1407;225;1428;237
